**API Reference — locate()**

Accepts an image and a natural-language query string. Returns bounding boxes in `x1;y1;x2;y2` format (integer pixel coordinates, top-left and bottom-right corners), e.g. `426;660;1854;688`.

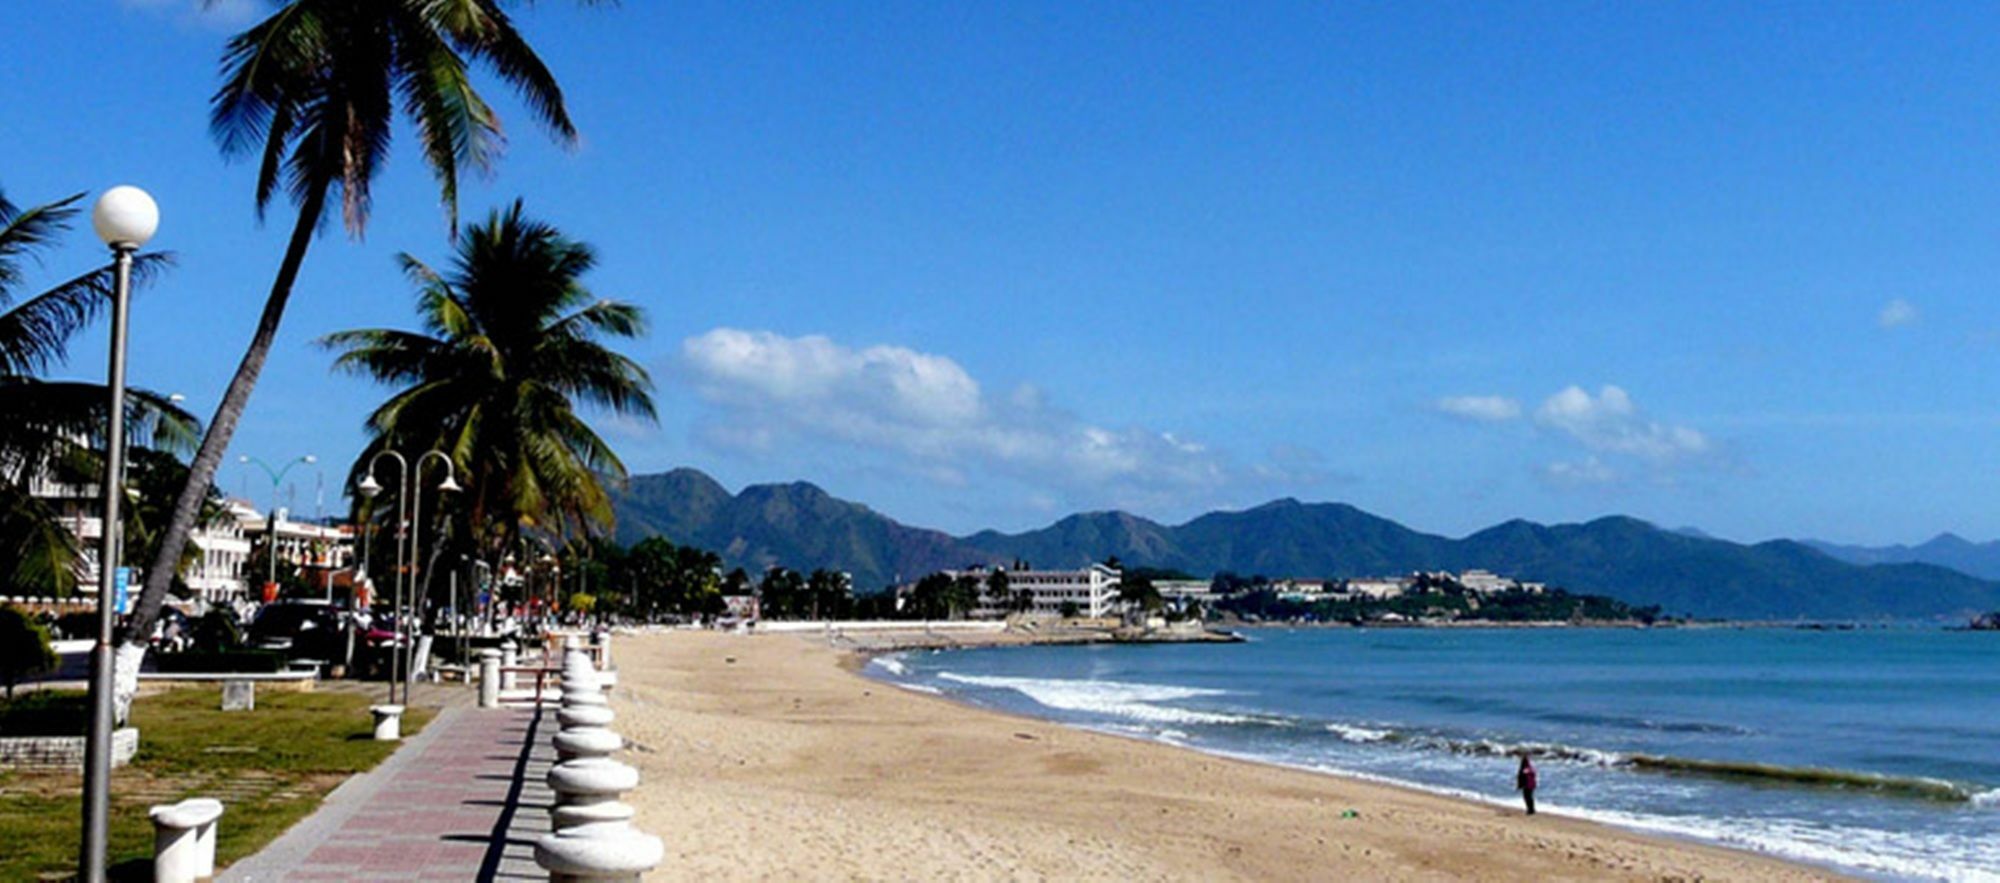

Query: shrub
0;606;57;699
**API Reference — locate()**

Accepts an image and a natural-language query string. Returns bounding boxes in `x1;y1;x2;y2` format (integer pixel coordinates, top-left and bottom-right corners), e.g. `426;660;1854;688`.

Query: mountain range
1801;534;2000;581
611;468;2000;621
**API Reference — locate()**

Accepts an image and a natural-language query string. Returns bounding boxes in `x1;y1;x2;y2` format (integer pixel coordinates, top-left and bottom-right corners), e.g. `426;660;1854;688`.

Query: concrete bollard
536;821;665;883
149;797;224;883
536;637;664;880
500;640;519;690
478;648;501;708
370;704;405;741
545;756;640;830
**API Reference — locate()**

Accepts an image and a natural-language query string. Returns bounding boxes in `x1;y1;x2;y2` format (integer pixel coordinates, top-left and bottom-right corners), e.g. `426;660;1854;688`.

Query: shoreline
614;628;1840;881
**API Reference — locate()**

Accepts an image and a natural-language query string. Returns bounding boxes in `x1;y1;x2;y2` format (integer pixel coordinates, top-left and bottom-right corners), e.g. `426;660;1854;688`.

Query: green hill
610;468;2000;620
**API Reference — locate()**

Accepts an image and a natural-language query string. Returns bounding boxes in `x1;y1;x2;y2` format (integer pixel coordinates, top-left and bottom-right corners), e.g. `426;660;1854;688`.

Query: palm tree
0;188;192;596
127;0;587;643
321;202;654;594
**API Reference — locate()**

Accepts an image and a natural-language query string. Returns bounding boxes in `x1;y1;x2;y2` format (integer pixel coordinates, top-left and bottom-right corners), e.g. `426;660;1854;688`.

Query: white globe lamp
92;185;159;249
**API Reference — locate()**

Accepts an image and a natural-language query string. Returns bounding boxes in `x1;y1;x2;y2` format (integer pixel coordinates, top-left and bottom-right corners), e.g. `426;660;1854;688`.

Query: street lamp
357;449;459;705
241;453;316;599
359;452;408;705
406;450;457;701
80;184;156;883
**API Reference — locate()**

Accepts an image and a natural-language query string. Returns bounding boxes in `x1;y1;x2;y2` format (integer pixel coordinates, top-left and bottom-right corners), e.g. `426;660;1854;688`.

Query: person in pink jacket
1516;756;1538;815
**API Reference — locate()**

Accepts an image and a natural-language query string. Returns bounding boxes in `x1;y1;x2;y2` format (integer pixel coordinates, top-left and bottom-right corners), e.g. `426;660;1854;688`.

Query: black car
247;601;352;664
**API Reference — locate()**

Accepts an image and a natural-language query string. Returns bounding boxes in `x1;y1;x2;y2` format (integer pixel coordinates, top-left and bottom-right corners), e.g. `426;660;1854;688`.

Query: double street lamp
79;185;157;882
240;453;316;599
358;449;460;705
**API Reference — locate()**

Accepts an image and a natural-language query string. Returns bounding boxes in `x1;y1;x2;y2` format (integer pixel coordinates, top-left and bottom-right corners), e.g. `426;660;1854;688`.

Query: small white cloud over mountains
678;328;1319;510
1435;395;1522;422
1541;456;1618;487
1534;385;1711;464
1878;298;1918;329
1437;384;1719;489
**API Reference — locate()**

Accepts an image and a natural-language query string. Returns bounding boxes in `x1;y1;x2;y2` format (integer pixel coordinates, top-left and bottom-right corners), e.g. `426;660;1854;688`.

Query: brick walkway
221;702;556;882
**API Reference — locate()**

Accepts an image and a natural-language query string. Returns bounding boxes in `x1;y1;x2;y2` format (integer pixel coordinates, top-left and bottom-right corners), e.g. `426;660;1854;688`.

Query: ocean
864;627;1999;881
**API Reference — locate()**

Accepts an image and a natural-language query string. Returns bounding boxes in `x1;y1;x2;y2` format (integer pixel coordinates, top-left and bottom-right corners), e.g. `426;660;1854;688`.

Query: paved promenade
222;701;556;882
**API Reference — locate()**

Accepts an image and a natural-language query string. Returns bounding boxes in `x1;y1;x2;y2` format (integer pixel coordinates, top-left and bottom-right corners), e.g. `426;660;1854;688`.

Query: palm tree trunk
114;186;329;716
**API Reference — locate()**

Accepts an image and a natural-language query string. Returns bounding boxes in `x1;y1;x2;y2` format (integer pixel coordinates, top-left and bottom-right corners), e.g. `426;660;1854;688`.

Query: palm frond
0;252;174;376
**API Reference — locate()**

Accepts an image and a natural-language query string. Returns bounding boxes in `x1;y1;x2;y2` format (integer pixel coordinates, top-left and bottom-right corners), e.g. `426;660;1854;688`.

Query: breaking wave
934;672;1258;725
1325;725;1991;804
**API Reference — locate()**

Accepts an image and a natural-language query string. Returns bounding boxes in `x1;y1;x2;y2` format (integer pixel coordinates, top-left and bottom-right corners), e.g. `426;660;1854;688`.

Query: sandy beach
614;629;1839;881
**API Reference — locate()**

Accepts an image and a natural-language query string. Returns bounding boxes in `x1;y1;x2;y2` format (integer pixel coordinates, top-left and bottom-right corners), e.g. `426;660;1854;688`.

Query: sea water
865;627;2000;881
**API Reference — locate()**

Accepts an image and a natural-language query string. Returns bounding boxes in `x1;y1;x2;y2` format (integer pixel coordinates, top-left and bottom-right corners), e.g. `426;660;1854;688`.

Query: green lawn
0;688;435;881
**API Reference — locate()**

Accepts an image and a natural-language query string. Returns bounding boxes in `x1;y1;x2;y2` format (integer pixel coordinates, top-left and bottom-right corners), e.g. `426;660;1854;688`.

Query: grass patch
0;688;435;881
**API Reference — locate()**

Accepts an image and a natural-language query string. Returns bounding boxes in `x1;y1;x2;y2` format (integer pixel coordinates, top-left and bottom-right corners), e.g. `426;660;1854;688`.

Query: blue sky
7;1;2000;544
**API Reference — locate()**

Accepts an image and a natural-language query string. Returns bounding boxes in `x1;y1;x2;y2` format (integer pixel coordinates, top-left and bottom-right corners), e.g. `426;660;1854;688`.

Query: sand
614;629;1839;881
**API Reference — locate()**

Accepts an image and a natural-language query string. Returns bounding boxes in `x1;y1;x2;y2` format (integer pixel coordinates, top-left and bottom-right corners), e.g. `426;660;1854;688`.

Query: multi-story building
1274;578;1331;602
240;507;355;595
1456;569;1515;594
907;563;1126;619
1343;577;1410;599
1153;579;1220;608
183;501;258;603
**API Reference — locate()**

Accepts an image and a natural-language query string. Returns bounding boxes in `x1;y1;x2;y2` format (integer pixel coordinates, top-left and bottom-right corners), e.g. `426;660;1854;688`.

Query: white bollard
500;640;519;690
536;637;664;880
478;648;501;708
149;797;224;883
370;704;404;741
536;821;664;883
545;756;640;830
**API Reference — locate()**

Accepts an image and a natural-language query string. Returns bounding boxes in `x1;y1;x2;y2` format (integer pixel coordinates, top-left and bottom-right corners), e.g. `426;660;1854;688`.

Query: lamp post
359;451;409;704
357;449;458;705
406;450;458;700
79;185;156;883
241;453;316;599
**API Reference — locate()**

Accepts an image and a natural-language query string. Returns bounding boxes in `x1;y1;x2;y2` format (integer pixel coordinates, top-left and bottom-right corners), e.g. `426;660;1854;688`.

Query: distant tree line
1216;580;1664;625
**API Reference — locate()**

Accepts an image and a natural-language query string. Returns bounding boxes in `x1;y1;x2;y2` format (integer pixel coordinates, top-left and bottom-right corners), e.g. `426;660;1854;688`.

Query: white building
240;506;355;593
1344;577;1410;599
18;450;355;604
1274;578;1331;601
184;501;257;603
920;564;1126;619
1456;569;1514;594
1153;579;1220;607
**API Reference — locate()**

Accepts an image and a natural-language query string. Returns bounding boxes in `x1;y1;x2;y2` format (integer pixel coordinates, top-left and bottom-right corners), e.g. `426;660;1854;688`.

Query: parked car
247;600;352;664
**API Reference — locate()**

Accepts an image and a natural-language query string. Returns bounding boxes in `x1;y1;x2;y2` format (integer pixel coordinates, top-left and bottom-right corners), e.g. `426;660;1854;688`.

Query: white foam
1090;736;1999;882
868;653;909;676
1553;804;2000;883
1971;788;2000;809
934;672;1250;725
1326;723;1394;743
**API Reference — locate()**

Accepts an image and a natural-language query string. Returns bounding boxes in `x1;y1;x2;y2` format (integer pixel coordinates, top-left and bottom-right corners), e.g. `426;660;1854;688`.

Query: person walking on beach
1516;756;1538;815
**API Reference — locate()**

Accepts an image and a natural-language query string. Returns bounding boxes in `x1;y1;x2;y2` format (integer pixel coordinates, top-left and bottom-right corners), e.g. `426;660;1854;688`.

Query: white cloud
1540;456;1618;488
677;329;1319;510
1533;385;1711;464
1878;298;1918;329
1435;395;1522;422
